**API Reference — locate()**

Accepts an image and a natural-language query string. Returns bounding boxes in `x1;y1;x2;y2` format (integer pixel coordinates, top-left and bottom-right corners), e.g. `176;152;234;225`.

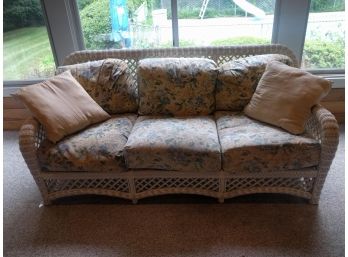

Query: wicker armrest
306;105;339;153
19;118;51;204
306;105;339;203
18;117;44;176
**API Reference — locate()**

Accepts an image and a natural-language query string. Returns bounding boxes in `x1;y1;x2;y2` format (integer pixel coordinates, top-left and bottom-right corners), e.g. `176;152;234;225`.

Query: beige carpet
3;127;345;257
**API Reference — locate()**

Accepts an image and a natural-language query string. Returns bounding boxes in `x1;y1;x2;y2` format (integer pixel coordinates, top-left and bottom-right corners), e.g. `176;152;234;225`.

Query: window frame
3;0;345;96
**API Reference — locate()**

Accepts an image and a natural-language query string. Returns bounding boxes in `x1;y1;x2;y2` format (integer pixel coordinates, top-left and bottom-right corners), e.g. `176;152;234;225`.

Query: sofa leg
218;198;225;204
132;199;138;204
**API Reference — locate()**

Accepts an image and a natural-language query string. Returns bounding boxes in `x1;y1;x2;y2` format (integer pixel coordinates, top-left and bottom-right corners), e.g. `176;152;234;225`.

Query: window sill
319;74;345;88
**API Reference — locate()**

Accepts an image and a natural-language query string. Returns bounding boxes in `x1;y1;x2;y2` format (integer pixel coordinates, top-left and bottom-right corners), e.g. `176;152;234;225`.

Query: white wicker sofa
19;44;339;205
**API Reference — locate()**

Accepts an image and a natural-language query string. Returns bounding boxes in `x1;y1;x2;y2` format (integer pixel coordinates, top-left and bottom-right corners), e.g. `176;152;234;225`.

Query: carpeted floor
3;127;345;257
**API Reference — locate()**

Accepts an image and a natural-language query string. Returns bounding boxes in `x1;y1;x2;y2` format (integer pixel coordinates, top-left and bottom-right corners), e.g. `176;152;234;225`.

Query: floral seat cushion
57;59;138;114
216;54;294;111
38;114;137;172
215;111;321;173
137;58;217;116
124;116;221;172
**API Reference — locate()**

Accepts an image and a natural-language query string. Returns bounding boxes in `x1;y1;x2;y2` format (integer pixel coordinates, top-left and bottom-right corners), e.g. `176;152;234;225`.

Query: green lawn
3;27;55;80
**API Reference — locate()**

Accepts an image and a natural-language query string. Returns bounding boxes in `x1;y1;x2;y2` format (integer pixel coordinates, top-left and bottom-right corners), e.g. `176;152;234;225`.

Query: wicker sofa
19;44;339;205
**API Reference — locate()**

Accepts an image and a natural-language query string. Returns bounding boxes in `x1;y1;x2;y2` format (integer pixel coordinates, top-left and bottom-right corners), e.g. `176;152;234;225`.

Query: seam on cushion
96;59;108;85
212;67;218;114
123;114;140;169
213;114;223;170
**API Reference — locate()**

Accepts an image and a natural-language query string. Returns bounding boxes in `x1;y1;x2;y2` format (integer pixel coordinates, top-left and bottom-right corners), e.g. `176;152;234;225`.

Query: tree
4;0;44;31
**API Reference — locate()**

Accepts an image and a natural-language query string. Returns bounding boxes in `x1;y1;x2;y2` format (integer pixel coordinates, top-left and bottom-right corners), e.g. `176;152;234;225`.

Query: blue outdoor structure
110;0;131;47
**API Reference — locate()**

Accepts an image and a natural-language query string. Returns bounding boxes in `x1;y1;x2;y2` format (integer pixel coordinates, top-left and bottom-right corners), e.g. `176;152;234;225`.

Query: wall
3;88;344;130
3;97;31;130
320;88;345;123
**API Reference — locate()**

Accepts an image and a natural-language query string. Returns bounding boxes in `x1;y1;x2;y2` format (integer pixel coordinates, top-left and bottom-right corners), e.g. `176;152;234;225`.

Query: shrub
177;7;200;19
303;39;345;69
159;40;197;48
80;0;114;49
169;7;236;19
211;36;269;46
179;40;197;47
309;0;345;12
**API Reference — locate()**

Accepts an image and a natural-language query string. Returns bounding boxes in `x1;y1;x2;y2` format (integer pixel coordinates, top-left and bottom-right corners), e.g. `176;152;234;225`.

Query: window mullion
272;0;310;64
40;0;59;67
171;0;179;47
67;0;85;50
42;0;84;65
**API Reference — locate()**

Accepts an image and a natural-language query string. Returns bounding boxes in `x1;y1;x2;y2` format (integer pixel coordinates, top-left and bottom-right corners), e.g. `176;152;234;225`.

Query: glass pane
302;0;345;69
176;0;275;47
77;0;173;50
3;0;55;80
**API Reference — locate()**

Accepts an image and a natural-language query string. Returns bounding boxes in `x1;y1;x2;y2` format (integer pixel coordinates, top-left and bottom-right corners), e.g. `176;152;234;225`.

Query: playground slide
233;0;266;18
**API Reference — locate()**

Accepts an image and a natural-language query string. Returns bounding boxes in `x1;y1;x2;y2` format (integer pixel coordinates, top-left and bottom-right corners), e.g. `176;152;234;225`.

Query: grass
3;27;55;80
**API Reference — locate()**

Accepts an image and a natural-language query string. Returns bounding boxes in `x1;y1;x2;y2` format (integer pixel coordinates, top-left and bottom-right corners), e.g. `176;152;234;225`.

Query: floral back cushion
137;58;218;116
57;59;138;114
216;54;294;111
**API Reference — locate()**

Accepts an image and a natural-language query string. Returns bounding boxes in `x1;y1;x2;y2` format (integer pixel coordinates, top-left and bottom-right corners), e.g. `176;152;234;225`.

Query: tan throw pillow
244;61;331;134
14;70;110;143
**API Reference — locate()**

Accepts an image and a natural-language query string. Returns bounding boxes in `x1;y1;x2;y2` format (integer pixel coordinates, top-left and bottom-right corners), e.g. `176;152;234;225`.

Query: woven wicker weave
18;45;338;205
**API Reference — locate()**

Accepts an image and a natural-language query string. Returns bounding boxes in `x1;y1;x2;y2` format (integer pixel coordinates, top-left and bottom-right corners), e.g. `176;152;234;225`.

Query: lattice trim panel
124;59;137;77
134;177;220;194
34;124;46;149
217;55;246;66
225;177;315;193
45;178;130;194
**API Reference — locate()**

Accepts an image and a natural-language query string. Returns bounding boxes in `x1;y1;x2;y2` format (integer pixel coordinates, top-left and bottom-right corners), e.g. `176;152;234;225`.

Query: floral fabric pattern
215;111;320;173
124;116;221;172
137;58;217;116
38;114;137;172
57;59;138;114
216;54;294;111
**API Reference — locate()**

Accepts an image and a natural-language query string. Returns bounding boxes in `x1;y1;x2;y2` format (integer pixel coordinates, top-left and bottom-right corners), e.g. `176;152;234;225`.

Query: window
77;0;275;49
3;0;55;80
176;0;275;47
3;0;346;88
77;0;173;49
302;0;345;69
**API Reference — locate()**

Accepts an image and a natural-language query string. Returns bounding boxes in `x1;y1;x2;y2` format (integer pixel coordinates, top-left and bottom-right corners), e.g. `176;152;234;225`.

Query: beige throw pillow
244;61;331;134
14;70;110;143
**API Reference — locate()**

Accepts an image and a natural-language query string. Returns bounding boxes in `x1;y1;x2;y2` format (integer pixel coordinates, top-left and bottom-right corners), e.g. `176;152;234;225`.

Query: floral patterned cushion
137;58;218;116
57;59;138;114
216;54;294;111
38;114;137;172
215;111;320;173
124;116;221;172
